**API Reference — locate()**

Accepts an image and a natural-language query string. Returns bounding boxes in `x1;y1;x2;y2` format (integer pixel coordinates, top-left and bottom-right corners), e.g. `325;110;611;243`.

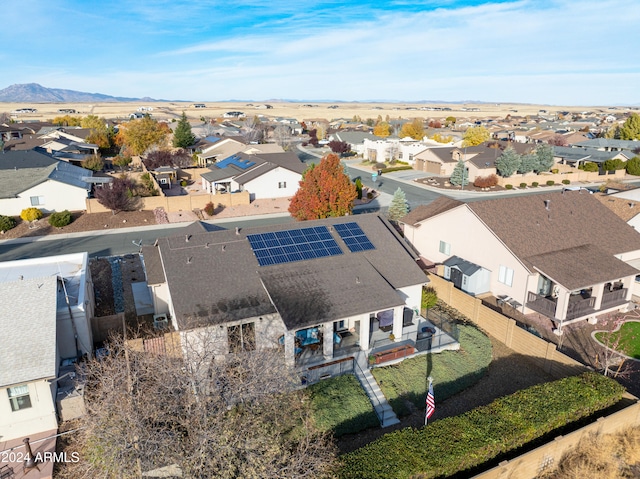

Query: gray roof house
400;190;640;333
142;213;433;376
0;150;93;215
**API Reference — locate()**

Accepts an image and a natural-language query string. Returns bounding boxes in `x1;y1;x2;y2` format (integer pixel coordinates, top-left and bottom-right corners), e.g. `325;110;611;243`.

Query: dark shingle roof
400;197;464;226
148;213;427;330
443;256;482;276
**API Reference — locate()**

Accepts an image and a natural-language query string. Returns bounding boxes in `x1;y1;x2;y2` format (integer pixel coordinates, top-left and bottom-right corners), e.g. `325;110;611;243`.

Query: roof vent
630;203;636;208
221;244;226;252
235;227;240;235
187;257;192;264
185;235;191;242
356;276;360;284
544;199;551;210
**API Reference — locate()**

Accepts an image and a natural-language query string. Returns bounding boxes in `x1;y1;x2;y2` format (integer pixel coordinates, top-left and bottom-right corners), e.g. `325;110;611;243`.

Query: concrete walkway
354;352;400;428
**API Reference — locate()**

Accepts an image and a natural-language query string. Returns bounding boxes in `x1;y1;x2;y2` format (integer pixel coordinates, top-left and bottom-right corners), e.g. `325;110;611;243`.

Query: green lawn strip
595;321;640;359
308;374;379;437
371;324;492;416
338;372;624;479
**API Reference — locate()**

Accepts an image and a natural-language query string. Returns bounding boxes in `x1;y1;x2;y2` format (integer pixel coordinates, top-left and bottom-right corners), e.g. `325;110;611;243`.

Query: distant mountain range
0;83;159;102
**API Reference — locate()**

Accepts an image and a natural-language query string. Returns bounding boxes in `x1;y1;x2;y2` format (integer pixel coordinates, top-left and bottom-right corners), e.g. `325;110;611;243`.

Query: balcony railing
601;288;628;308
566;296;596;320
526;292;557;318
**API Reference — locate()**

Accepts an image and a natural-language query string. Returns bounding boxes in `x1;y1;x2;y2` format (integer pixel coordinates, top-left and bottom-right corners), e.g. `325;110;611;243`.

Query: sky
1;0;639;105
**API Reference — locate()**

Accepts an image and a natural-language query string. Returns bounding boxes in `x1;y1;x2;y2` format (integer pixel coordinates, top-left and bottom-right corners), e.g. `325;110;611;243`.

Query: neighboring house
0;150;93;216
200;151;306;200
400;191;640;333
328;131;378;156
141;214;431;374
362;137;432;165
0;252;94;443
572;138;640;154
553;146;632;168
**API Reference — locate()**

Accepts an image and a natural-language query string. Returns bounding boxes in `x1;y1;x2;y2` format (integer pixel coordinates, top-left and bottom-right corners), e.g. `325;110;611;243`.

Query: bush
603;158;626;171
0;215;16;231
48;210;72;227
20;207;43;222
546;180;555;186
380;165;413;174
562;179;571;185
204;202;215;216
519;182;527;188
505;184;513;189
551;168;559;174
473;174;499;188
531;181;539;187
366;192;374;199
339;372;624;479
180;179;187;187
626;156;640;176
582;162;599;172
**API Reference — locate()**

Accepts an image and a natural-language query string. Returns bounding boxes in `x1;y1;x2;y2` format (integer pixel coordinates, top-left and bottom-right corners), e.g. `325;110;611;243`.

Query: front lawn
595;321;640;359
371;324;492;416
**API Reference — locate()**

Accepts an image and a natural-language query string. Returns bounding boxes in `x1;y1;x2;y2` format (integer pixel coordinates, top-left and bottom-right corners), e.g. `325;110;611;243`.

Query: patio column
554;287;571;321
623;276;634;301
392;306;403;340
284;331;295;367
592;283;605;310
360;317;371;351
322;322;333;360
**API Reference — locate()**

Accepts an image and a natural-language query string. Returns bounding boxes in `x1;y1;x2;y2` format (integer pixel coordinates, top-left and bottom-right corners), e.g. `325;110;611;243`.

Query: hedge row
379;165;414;174
339;372;624;479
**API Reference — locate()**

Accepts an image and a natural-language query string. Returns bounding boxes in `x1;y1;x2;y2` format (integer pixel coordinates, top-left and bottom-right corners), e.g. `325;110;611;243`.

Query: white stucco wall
403;206;530;305
0;380;58;442
237;167;301;200
0;180;89;216
397;284;423;313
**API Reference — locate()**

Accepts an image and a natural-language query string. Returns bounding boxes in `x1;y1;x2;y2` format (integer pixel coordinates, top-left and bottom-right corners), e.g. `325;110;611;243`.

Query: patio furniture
296;328;320;346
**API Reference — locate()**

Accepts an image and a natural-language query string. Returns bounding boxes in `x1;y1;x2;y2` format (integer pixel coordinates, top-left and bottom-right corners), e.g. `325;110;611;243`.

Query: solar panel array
247;226;343;266
334;222;376;252
216;154;256;170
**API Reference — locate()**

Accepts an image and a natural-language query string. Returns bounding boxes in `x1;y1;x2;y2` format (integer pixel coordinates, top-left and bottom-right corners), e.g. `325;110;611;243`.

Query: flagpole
425;376;434;426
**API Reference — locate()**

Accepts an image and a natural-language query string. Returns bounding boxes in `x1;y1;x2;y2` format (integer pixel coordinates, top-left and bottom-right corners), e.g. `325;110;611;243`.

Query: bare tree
594;312;636;379
273;124;293;151
241;116;264;144
57;333;337;479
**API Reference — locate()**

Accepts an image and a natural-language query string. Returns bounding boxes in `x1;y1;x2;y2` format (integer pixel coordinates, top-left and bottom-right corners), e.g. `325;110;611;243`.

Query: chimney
544;199;551;210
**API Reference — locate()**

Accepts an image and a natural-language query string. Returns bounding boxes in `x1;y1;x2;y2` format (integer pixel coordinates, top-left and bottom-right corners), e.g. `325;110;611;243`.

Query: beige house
400;191;640;334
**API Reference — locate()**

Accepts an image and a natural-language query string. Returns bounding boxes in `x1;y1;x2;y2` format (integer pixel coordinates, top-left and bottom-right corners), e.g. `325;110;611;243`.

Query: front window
439;241;451;255
30;196;45;206
8;385;32;411
278;182;287;189
499;265;514;287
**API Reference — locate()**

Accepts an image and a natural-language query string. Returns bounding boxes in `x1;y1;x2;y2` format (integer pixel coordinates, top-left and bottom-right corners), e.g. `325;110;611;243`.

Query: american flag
425;381;435;424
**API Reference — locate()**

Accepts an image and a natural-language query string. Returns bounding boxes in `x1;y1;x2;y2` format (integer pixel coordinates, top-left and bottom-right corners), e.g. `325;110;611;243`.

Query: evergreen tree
535;143;555;172
173;112;196;148
518;153;539;173
619;113;640;140
495;146;521;177
450;159;469;186
387;188;409;221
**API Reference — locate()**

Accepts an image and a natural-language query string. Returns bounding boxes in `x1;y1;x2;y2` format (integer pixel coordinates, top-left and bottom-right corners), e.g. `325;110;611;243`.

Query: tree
626;156;640;176
355;177;363;199
535;143;555;172
308;129;319;147
387;188;409;221
241;115;264;144
373;122;391;137
56;336;336;479
462;126;490;146
518;153;539;174
603;158;626;171
51;115;82;126
445;116;456;127
399;118;425;140
327;140;351;157
619;113;640;140
449;159;469;187
82;155;104;171
495;146;521;177
95;176;138;214
113;155;133;172
547;134;568;146
421;286;438;318
173;111;196;148
288;153;357;221
273;124;292;151
116;116;170;156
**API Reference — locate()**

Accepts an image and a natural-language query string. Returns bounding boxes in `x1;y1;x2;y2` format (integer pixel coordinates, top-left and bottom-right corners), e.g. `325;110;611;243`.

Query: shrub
339;372;624;479
626;156;640;176
473;174;499;188
519;182;527;188
180;179;187;187
355;178;363;199
505;184;513;189
0;215;16;231
551;168;559;174
380;165;413;174
48;210;72;227
20;207;43;222
531;181;539;187
562;179;571;185
603;158;626;171
582;162;599;172
546;180;555;186
367;192;374;199
204;202;215;216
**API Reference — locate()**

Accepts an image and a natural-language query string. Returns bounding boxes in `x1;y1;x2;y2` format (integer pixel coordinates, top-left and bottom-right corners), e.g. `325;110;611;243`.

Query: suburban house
412;142;537;181
362;137;436;165
195;137;284;166
0;253;94;445
553;146;633;168
200;151;306;200
400;190;640;333
0;150;94;216
141;214;432;377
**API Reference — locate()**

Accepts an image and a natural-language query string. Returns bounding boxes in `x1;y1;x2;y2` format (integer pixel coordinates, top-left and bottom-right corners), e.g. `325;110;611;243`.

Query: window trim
8;384;32;412
30;195;45;206
498;265;514;287
439;240;451;255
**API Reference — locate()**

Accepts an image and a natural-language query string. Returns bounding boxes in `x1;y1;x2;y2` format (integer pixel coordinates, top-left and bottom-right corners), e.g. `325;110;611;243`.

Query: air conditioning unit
153;314;168;330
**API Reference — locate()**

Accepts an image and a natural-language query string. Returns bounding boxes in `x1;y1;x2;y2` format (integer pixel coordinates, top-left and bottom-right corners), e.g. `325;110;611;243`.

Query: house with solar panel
141;214;443;379
200;151;306;200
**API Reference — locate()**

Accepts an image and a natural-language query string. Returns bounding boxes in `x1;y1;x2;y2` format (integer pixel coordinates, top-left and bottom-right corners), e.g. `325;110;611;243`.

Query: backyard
595;320;640;359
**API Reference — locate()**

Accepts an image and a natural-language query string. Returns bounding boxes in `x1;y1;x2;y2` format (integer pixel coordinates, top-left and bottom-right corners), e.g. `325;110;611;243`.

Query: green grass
595;321;640;359
308;374;379;437
371;324;493;416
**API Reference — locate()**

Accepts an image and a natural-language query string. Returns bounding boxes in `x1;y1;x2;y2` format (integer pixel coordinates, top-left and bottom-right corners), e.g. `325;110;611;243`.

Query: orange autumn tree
289;153;357;221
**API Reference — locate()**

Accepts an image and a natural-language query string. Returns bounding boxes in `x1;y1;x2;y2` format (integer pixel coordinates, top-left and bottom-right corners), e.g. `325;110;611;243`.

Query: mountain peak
0;83;151;102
